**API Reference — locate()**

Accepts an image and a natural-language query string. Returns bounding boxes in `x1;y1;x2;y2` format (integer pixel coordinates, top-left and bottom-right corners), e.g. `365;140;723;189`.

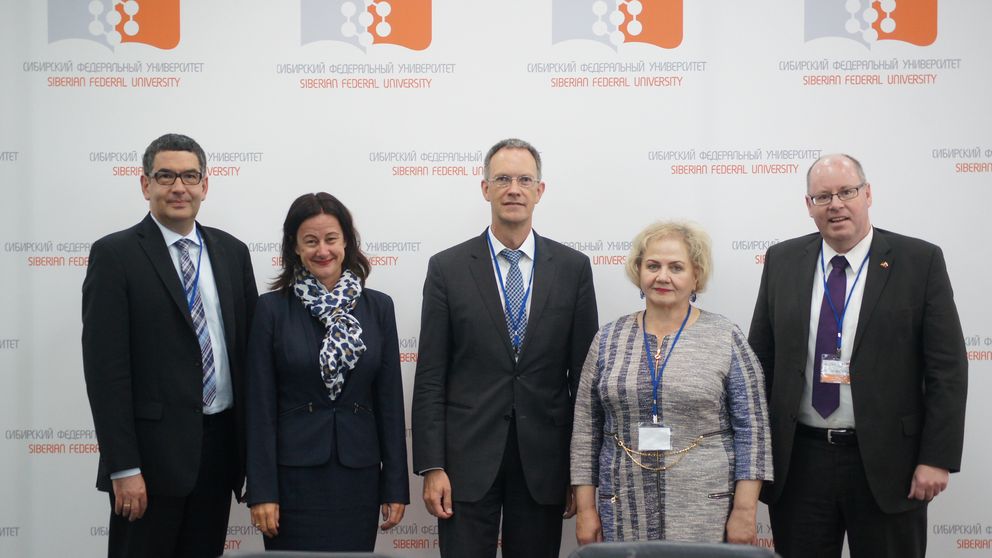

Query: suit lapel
201;226;237;353
519;232;556;357
794;235;821;351
136;214;194;330
853;230;892;356
467;231;516;359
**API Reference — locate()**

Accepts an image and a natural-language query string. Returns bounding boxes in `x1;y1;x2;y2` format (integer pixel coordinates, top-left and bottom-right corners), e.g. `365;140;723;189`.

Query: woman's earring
690;291;697;303
639;290;645;300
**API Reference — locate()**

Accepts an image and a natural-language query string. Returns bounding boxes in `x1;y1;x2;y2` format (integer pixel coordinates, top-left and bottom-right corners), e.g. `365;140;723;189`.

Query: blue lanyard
486;230;535;352
642;304;691;423
819;245;870;354
182;228;204;313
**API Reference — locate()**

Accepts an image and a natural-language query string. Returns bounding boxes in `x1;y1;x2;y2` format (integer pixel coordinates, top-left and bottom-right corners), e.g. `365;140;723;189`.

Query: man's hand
380;503;406;530
112;474;148;522
250;502;280;538
908;464;950;501
562;486;577;519
422;470;454;519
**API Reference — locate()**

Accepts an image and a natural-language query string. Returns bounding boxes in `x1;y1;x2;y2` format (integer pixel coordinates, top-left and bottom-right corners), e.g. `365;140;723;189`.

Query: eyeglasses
807;183;866;206
148;169;204;186
488;175;539;189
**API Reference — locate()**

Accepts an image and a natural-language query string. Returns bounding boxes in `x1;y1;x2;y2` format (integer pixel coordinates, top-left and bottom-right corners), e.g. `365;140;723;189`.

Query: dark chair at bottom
225;552;395;558
569;541;779;558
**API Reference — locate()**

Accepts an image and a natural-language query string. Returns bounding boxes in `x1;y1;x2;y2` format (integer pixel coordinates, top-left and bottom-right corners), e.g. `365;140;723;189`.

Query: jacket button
503;414;512;421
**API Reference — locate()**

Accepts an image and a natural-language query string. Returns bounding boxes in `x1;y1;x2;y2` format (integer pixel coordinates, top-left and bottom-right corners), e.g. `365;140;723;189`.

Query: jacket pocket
707;491;735;500
279;402;313;417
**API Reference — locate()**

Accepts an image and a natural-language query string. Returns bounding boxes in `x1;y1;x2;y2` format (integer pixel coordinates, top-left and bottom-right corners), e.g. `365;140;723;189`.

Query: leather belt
796;423;857;446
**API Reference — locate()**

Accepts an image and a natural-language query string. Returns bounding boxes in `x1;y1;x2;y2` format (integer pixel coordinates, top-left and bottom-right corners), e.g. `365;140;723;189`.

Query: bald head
806;154;867;192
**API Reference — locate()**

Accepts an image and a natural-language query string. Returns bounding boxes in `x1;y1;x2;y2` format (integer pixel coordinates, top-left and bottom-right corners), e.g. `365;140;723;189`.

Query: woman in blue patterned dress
571;221;772;545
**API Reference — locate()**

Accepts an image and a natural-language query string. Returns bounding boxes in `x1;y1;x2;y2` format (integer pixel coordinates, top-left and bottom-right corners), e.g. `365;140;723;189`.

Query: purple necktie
813;255;848;418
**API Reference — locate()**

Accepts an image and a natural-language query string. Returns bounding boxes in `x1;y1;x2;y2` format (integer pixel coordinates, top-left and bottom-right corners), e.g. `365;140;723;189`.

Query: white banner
1;1;989;556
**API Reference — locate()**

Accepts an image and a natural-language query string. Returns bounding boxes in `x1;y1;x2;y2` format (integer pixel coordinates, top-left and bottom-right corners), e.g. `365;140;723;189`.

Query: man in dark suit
412;138;599;558
82;133;258;558
748;153;967;558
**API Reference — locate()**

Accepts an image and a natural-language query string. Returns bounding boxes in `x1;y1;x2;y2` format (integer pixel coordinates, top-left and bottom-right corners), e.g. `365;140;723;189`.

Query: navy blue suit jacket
245;287;409;506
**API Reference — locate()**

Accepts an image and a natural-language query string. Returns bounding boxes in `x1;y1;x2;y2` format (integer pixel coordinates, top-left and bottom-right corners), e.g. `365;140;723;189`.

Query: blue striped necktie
177;238;217;406
500;249;527;353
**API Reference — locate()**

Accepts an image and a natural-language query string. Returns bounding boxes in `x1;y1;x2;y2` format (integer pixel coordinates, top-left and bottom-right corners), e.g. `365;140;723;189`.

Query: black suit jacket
748;228;967;513
82;214;258;498
411;230;599;505
244;288;410;506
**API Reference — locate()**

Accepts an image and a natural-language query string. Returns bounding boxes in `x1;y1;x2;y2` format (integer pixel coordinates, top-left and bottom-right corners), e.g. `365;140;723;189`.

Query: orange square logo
48;0;180;50
553;0;683;50
301;0;432;51
805;0;937;47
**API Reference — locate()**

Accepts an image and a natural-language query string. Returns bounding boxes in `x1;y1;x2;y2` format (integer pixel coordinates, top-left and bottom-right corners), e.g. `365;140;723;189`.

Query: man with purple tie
748;153;967;558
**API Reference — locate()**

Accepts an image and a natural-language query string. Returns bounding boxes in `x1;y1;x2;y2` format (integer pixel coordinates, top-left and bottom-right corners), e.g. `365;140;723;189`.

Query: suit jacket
244;288;410;506
81;213;258;497
412;230;599;505
748;228;967;513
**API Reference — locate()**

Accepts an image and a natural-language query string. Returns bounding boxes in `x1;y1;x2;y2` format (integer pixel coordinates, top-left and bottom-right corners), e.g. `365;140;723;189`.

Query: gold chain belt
607;428;730;472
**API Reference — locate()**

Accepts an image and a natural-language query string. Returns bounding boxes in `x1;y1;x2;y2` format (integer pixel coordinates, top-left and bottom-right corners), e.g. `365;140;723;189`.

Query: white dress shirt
799;227;874;429
487;227;536;321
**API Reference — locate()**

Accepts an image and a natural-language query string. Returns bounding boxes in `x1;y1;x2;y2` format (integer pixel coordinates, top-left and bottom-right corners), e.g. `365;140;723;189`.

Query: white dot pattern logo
340;0;393;44
589;0;646;46
87;0;141;44
843;0;898;42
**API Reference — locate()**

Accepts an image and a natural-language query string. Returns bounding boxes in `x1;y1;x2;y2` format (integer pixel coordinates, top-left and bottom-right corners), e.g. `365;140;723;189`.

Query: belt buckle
826;429;846;445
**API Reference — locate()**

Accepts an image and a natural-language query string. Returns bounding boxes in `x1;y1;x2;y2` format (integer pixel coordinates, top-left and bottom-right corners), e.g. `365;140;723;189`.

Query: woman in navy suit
246;192;409;551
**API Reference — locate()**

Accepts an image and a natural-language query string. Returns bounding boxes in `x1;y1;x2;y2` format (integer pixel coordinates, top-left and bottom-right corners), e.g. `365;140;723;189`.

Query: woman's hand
250;502;280;538
573;485;603;545
576;508;604;545
725;506;757;544
380;502;406;530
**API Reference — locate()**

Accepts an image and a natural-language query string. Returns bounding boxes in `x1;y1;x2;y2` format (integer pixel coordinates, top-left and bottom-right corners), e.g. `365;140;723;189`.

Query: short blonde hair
625;221;712;294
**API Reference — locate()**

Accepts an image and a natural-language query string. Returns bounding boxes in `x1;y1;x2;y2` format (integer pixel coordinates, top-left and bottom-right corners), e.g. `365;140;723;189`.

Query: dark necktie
177;239;217;406
500;249;527;353
812;254;849;418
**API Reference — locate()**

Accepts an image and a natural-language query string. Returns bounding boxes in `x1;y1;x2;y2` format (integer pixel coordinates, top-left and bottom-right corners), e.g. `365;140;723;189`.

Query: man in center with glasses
748;153;967;558
82;133;257;557
412;138;598;557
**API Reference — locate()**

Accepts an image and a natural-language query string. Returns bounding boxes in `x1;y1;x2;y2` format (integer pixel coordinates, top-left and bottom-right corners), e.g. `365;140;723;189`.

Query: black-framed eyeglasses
148;169;204;186
808;183;866;206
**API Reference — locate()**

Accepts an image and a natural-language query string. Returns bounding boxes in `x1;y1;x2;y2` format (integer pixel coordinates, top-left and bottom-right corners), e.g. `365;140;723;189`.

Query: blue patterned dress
570;310;773;542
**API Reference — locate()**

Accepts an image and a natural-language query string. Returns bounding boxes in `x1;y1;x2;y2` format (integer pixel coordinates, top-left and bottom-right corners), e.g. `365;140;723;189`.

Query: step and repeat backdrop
1;1;990;556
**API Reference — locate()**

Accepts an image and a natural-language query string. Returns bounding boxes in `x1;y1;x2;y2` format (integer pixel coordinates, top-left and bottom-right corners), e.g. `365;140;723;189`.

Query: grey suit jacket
748;228;967;513
411;230;598;505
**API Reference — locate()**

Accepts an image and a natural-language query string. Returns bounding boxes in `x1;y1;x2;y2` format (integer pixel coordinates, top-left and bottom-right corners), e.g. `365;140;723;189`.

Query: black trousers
769;433;927;558
108;410;238;558
438;421;564;558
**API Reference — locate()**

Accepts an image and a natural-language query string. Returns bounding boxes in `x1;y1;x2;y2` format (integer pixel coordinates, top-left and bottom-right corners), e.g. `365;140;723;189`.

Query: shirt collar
487;227;535;262
822;226;873;267
149;213;200;248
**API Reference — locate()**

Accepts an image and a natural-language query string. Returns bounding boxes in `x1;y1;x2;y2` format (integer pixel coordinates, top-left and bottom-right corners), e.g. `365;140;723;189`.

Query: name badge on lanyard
818;246;870;386
637;306;690;452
